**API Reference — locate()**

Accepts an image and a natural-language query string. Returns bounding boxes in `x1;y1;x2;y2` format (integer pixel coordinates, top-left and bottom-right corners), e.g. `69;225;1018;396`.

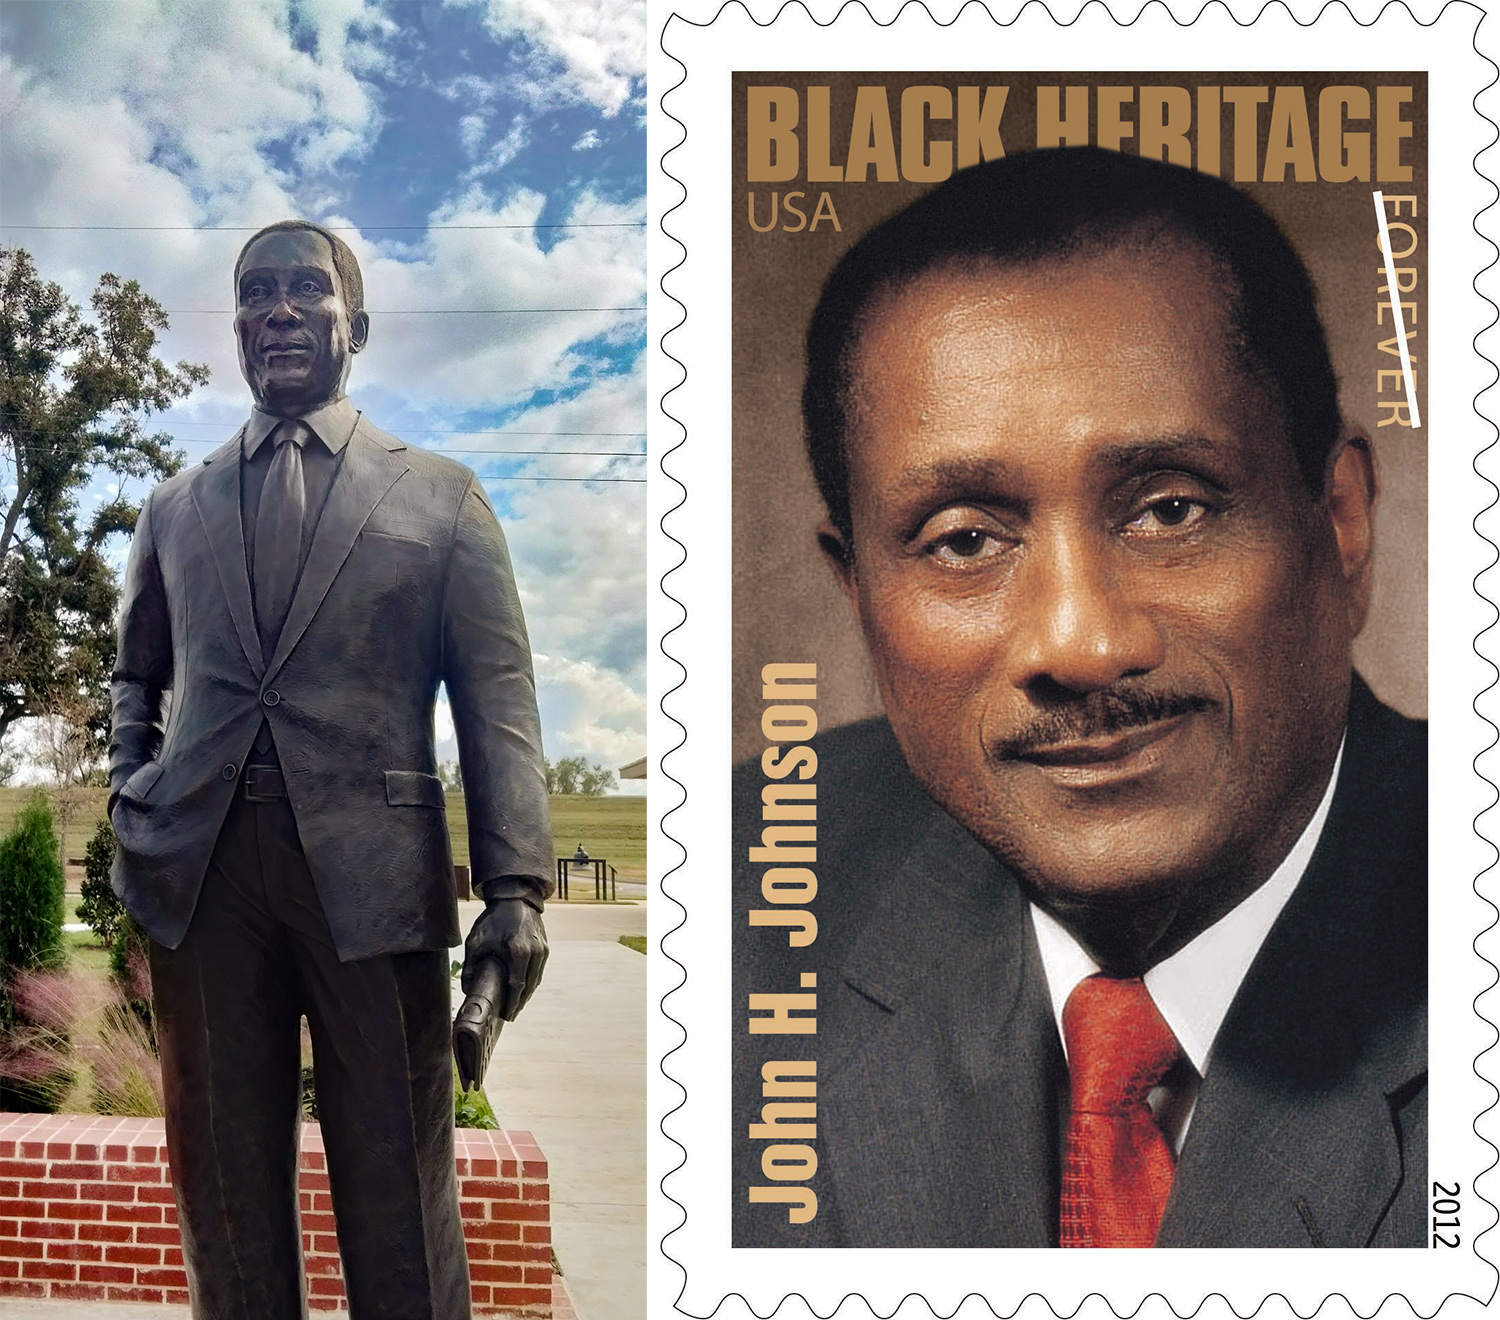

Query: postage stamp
649;1;1495;1314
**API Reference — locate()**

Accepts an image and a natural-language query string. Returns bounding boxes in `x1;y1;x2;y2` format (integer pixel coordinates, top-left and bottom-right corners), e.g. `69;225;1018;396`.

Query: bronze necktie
1058;974;1181;1248
254;420;307;662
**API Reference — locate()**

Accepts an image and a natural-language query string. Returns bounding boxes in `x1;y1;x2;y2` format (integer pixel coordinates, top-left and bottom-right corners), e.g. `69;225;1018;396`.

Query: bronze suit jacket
109;412;553;961
732;676;1427;1247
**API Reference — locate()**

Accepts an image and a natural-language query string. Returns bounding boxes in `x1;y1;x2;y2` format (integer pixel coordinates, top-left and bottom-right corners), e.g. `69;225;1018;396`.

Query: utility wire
0;222;645;232
159;423;644;437
16;436;645;460
157;307;643;314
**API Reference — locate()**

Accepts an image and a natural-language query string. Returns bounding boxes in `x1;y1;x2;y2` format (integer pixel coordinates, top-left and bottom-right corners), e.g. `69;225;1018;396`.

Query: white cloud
533;653;646;765
572;129;601;151
459;117;529;182
458;0;645;117
458;113;488;159
345;189;644;408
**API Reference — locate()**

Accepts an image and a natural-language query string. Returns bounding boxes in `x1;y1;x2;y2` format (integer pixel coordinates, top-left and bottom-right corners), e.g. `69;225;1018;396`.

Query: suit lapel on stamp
190;429;263;681
265;418;409;683
819;802;1061;1247
1157;688;1425;1248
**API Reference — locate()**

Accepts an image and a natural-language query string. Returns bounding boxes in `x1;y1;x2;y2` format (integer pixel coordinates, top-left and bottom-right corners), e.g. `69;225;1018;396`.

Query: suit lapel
1158;682;1426;1247
264;420;408;683
190;430;263;681
819;802;1061;1247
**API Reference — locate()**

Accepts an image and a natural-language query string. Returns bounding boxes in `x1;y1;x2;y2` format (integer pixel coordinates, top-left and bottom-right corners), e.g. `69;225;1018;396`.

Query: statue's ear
349;309;370;354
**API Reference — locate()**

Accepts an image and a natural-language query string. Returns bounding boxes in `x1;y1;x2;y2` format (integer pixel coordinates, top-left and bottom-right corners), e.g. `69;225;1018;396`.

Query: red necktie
1058;974;1181;1248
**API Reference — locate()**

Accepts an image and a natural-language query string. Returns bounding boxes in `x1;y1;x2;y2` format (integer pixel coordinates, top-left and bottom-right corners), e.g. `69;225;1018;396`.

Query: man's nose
266;296;300;325
1009;531;1166;696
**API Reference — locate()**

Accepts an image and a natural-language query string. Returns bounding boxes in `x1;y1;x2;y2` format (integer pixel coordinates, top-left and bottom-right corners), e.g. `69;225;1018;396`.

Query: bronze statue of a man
109;219;554;1318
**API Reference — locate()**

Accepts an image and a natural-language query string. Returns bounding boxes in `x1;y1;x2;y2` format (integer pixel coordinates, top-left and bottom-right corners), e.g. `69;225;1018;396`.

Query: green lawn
0;785;647;890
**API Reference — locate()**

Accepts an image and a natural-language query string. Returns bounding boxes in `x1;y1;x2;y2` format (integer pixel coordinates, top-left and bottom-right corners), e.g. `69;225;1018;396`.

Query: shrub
78;817;126;946
453;1065;499;1130
109;914;154;1041
0;794;66;993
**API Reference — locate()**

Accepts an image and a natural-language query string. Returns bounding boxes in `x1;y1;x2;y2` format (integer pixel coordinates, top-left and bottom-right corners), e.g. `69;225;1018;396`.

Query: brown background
731;71;1428;762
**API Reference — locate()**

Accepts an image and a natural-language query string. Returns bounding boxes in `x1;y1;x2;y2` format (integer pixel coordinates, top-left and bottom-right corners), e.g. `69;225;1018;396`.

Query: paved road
4;898;648;1320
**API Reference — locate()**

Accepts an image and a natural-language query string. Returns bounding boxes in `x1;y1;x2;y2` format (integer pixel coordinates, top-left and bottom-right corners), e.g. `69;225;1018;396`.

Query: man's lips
1013;715;1188;769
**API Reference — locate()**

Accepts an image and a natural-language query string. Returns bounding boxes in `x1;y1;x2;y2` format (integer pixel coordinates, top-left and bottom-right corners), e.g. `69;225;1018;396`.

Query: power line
0;222;645;232
487;475;644;483
157;307;644;314
160;423;644;438
16;436;645;459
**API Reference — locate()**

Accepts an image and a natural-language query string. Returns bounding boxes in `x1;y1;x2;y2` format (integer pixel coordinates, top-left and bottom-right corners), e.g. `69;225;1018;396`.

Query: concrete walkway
473;899;646;1320
5;897;647;1320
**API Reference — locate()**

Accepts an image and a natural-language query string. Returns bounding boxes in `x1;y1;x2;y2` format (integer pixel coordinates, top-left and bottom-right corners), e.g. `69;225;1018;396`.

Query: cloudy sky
1;0;647;792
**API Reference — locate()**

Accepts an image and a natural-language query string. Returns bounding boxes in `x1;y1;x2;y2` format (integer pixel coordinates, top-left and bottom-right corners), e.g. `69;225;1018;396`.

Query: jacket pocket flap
120;761;163;803
385;770;446;808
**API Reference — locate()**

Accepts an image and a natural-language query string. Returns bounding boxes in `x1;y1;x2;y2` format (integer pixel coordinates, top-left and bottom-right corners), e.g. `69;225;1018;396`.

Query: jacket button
222;764;237;780
262;690;280;706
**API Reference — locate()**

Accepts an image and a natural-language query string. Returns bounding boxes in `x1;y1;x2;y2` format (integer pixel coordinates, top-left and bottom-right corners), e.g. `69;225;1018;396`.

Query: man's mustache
992;688;1215;760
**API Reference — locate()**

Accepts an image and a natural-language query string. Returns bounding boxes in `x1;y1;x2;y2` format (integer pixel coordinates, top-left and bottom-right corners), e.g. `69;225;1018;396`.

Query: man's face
830;243;1374;952
235;229;367;414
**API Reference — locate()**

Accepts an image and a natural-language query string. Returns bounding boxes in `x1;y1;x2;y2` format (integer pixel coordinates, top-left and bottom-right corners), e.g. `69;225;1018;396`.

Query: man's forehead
238;229;337;281
857;239;1234;344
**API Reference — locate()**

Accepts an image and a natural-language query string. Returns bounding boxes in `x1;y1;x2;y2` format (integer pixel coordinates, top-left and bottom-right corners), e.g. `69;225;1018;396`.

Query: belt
242;764;288;801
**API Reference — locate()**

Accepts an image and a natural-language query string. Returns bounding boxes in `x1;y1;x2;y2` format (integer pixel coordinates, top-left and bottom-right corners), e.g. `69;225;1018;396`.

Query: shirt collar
1030;738;1345;1076
244;395;360;459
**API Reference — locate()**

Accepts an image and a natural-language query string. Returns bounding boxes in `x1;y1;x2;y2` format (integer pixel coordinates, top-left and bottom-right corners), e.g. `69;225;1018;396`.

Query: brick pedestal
0;1114;551;1316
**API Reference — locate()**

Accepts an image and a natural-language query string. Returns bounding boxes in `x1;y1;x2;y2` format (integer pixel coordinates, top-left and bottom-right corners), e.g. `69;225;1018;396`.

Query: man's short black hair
803;146;1342;546
233;219;365;314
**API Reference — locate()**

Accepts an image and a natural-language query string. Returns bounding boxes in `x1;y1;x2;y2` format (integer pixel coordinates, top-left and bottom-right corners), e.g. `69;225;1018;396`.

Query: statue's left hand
462;898;549;1020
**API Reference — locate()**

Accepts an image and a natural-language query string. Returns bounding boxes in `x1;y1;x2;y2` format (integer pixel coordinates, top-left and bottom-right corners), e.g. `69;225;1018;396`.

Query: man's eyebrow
1093;435;1223;470
238;265;332;286
884;454;1023;500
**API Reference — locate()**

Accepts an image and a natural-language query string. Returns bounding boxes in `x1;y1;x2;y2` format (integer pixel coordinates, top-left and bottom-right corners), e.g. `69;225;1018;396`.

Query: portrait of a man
109;220;554;1314
733;146;1427;1248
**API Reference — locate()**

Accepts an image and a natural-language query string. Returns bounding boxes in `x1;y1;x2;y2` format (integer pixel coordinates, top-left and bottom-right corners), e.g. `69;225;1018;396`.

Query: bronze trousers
148;784;470;1320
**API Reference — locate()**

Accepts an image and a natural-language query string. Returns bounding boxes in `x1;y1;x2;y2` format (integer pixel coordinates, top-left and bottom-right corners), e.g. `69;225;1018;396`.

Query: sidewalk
473;898;647;1320
3;897;647;1320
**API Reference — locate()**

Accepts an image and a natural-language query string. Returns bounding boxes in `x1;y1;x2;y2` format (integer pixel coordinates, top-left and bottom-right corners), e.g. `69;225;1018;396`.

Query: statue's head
233;220;368;414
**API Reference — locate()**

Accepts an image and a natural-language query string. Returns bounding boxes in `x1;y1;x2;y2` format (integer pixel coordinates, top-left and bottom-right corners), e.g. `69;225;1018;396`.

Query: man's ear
349;309;370;354
1322;429;1378;636
817;522;859;607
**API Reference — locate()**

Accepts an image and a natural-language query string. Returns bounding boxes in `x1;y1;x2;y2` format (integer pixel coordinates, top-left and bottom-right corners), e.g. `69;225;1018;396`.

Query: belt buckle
243;764;283;802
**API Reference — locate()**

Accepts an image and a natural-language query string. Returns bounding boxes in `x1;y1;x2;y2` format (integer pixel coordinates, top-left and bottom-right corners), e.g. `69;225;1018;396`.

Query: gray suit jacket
733;677;1427;1247
109;413;553;961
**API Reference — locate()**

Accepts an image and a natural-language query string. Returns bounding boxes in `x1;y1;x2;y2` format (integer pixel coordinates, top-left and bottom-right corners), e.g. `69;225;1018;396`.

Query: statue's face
235;229;367;414
826;243;1375;966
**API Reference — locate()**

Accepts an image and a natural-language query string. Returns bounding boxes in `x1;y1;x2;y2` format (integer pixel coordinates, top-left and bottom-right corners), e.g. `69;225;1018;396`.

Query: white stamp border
646;3;1498;1313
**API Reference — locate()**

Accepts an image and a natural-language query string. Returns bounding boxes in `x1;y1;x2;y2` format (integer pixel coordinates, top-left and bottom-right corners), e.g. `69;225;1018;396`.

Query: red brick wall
0;1114;551;1316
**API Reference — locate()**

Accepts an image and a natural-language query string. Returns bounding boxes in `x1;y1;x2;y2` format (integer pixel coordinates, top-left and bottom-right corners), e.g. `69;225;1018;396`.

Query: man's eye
1127;498;1207;533
928;528;1004;566
299;280;323;295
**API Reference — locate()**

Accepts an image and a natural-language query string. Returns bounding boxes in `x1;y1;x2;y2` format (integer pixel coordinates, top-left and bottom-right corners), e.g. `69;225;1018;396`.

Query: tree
549;755;586;794
31;691;104;873
78;816;126;947
0;247;208;749
0;793;66;1021
544;755;616;796
579;764;617;796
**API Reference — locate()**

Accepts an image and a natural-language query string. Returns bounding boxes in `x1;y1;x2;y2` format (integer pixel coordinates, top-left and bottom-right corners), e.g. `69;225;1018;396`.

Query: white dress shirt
1030;742;1344;1151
